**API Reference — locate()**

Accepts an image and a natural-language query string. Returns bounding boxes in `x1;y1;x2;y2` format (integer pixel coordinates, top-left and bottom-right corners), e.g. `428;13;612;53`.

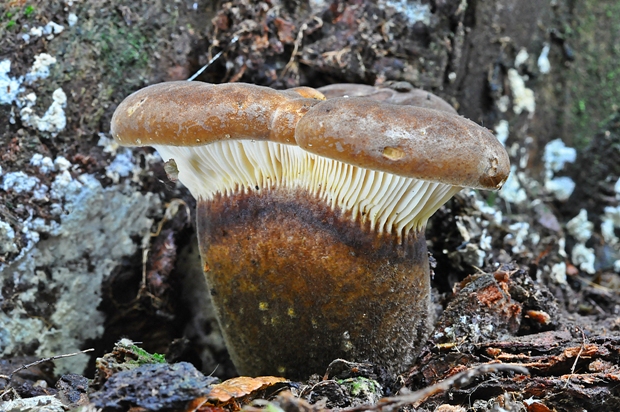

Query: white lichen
25;53;57;83
67;13;78;27
507;69;535;115
479;229;492;251
549;262;567;285
27;21;65;42
106;149;135;183
571;243;596;274
494;120;509;146
506;222;530;254
29;26;43;38
20;88;67;135
1;171;40;193
2;54;69;136
566;209;593;243
0;220;18;254
54;156;72;171
542;139;577;200
0;173;160;374
496;95;510;113
382;1;431;25
0;59;23;105
544;176;575;201
482;205;502;226
30;153;55;174
543;139;577;175
499;166;527;204
32;183;50;201
98;132;120;155
45;21;65;36
0;395;66;412
50;170;78;199
537;44;551;74
601;206;620;244
514;48;529;67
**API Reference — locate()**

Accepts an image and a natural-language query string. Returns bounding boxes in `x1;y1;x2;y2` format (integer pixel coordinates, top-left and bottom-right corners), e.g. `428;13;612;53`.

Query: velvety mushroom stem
154;139;460;378
197;187;430;378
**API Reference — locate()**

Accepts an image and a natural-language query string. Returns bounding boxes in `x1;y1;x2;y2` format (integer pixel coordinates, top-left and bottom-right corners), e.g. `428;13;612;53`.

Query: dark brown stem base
197;186;431;378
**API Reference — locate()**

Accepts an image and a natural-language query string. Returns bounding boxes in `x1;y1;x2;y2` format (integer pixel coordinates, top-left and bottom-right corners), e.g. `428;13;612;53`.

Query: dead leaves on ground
187;376;288;412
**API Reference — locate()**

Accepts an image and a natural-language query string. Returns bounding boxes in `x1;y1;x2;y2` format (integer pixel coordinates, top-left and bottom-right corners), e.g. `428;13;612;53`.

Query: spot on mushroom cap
284;86;327;100
295;97;510;190
110;81;321;147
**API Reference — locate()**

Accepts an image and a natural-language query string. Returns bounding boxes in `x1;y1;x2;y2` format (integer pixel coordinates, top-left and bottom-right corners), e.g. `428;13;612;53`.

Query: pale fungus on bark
111;81;509;379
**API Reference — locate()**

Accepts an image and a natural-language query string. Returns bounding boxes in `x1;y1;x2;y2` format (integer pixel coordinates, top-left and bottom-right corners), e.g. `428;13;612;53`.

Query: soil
1;1;620;411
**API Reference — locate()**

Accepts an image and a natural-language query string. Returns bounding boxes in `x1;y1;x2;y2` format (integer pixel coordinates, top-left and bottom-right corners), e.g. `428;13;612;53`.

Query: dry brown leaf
208;376;287;403
188;376;288;411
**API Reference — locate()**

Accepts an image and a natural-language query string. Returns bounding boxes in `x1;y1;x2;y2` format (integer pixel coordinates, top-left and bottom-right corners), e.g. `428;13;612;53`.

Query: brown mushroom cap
317;83;457;114
110;81;321;147
295;97;509;190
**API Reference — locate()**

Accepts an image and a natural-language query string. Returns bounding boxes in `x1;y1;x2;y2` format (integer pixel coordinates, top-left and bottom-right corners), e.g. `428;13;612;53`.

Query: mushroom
111;81;509;379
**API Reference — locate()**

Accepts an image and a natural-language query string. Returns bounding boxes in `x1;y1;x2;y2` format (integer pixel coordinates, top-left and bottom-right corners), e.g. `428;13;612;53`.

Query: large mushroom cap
110;81;321;147
111;81;509;234
295;97;510;190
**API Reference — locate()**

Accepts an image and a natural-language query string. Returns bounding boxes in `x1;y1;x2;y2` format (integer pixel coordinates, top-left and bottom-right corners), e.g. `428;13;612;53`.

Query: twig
139;198;191;301
565;327;587;388
151;199;191;238
5;349;94;382
187;35;239;82
280;16;322;79
342;363;529;411
0;348;94;398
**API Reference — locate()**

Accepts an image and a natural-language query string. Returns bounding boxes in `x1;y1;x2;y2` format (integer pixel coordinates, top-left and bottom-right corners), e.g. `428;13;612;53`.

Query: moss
485;191;498;207
98;27;150;79
23;5;35;17
566;0;620;149
129;345;167;365
337;377;382;397
1;3;35;29
43;1;187;137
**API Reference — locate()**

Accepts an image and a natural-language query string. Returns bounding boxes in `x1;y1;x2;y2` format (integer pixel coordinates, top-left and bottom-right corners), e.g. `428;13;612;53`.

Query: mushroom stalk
111;81;510;379
197;186;431;377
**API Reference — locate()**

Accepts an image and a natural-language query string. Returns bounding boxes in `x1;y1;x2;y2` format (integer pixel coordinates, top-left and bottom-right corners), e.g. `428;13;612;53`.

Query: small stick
571;328;587;375
281;16;323;78
343;363;529;411
0;348;94;399
564;327;587;388
1;348;94;383
188;36;239;81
